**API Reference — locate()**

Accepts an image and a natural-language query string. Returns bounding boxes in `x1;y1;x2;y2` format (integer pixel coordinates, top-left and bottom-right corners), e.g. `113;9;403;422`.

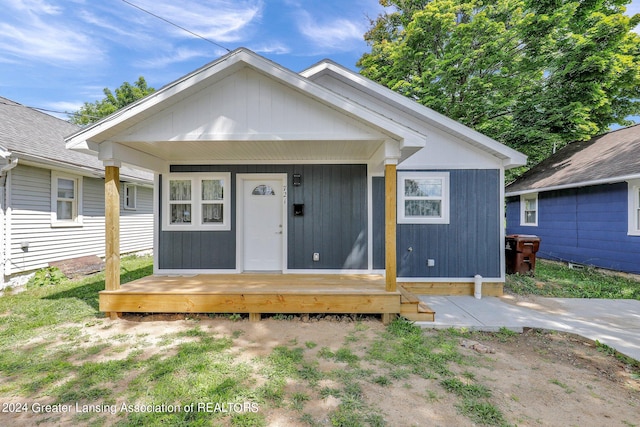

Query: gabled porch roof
65;48;429;173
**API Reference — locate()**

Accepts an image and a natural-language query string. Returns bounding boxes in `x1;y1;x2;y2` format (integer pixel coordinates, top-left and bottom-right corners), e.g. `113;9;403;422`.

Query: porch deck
99;274;434;322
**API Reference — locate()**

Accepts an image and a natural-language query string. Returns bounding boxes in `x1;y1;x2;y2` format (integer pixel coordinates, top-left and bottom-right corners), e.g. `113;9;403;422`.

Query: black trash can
505;234;540;275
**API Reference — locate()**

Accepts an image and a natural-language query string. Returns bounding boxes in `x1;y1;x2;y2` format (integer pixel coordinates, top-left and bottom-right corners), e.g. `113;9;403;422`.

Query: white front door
242;178;285;271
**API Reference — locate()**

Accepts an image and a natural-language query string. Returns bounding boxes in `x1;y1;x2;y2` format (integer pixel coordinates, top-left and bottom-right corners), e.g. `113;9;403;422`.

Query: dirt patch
2;316;638;426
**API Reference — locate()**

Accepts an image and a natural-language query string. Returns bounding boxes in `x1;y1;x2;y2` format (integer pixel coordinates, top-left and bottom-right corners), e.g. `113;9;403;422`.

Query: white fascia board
302;61;526;166
504;174;640;197
99;141;168;173
65;49;426;157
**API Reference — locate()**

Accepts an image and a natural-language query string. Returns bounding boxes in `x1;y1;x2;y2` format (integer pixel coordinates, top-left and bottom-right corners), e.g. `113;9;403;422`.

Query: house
505;124;640;274
0;96;154;288
64;48;526;320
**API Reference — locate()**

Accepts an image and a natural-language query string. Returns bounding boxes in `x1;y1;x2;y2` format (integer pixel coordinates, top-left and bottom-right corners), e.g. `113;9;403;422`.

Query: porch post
385;162;397;292
105;164;121;318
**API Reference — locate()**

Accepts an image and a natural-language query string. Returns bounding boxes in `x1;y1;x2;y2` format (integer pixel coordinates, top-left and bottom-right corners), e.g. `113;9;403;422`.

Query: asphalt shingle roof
506;124;640;194
0;96;151;181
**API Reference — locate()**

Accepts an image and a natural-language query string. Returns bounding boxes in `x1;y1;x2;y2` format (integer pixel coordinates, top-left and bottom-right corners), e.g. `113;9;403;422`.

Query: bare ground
2;314;639;426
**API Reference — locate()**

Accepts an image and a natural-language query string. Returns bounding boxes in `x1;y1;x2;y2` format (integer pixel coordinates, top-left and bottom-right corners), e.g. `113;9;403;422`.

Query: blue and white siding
158;163;504;281
506;182;640;273
374;170;502;280
157;164;368;272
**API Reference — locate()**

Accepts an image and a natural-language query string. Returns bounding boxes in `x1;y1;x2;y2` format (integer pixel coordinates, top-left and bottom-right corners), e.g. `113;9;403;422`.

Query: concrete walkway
417;295;640;362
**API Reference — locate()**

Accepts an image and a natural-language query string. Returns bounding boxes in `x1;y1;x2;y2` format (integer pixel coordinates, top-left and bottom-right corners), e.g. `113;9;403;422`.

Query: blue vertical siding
372;177;385;269
506;182;640;273
159;164;368;270
396;169;502;278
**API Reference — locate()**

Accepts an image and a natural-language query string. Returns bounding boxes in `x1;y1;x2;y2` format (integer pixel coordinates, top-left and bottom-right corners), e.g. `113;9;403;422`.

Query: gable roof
0;97;151;182
506;124;640;196
300;60;527;169
65;48;526;172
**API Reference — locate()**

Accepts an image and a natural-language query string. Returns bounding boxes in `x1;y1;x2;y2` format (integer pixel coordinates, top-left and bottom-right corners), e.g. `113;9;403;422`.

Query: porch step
399;286;435;322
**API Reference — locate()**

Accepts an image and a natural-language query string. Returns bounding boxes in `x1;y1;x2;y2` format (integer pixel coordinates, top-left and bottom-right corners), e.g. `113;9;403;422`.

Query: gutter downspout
0;157;18;288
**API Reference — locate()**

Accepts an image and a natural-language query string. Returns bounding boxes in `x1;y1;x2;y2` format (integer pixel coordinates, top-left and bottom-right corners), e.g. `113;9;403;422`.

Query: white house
64;49;526;319
0;96;154;288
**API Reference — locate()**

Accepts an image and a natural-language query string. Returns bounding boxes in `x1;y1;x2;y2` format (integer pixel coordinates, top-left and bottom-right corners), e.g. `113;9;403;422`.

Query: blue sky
1;0;639;120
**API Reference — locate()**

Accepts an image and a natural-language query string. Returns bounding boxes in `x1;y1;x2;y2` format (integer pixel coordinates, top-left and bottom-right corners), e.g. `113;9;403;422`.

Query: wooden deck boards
99;274;435;322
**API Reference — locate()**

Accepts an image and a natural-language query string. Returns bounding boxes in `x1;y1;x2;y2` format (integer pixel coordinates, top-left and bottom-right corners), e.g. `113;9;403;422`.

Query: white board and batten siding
6;164;153;276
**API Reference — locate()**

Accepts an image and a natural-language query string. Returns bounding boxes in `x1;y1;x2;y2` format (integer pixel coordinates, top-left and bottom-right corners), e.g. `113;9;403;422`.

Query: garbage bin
505;234;540;275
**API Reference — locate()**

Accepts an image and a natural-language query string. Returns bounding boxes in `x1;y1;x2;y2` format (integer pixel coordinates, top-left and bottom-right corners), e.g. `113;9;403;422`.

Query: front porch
99;274;435;323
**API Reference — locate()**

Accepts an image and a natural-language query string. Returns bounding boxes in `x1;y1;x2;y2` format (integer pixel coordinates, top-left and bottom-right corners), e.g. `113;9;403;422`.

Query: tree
358;0;640;175
70;77;155;125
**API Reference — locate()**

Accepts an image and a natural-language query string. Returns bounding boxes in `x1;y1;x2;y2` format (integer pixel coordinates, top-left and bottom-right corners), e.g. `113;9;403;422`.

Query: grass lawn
0;255;510;426
1;255;637;426
505;259;640;300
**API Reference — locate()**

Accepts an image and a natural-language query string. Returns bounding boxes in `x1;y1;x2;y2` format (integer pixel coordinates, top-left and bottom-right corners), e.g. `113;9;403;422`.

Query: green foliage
456;399;508;426
70;76;155;125
441;378;492;399
28;266;66;287
505;260;640;299
359;0;640;178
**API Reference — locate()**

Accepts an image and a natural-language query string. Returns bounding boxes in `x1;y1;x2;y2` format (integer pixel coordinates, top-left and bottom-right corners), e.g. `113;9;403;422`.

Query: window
163;173;230;231
627;180;640;236
51;172;82;227
397;172;450;224
520;193;538;226
123;184;137;210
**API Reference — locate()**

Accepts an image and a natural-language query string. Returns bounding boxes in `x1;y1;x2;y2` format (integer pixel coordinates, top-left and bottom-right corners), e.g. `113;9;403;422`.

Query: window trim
397;171;450;224
627;179;640;236
123;183;137;210
519;193;538;227
162;173;231;231
51;171;83;227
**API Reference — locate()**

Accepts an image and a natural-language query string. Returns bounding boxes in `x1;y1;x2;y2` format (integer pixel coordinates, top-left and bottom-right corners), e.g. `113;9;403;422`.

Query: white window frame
627;179;640;236
397;171;450;224
51;171;83;227
123;183;137;210
162;172;231;231
520;193;538;226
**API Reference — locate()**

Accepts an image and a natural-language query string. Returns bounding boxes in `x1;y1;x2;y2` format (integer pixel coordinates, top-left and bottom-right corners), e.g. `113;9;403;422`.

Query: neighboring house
0;96;154;288
506;124;640;274
65;48;526;306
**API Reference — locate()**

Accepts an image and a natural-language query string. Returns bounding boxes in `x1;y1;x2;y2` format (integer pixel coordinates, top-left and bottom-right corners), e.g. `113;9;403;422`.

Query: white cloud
252;42;291;55
136;47;214;68
131;0;264;43
295;10;366;51
0;1;105;65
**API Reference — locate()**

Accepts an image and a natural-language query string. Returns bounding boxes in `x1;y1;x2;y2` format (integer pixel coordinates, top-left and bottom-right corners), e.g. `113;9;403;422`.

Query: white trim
506;174;640;197
300;61;527;168
627;179;640;236
398;277;504;283
50;171;83;228
367;171;373;270
153;174;160;275
499;168;506;282
397;172;450;224
154;269;239;276
236;173;288;272
123;183;137;210
286;269;378;275
162;172;231;231
519;193;538;227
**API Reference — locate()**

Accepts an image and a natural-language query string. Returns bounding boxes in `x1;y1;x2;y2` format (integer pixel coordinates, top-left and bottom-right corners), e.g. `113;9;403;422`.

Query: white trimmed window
397;172;450;224
51;172;83;227
163;173;230;231
520;193;538;226
123;183;137;210
627;180;640;236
